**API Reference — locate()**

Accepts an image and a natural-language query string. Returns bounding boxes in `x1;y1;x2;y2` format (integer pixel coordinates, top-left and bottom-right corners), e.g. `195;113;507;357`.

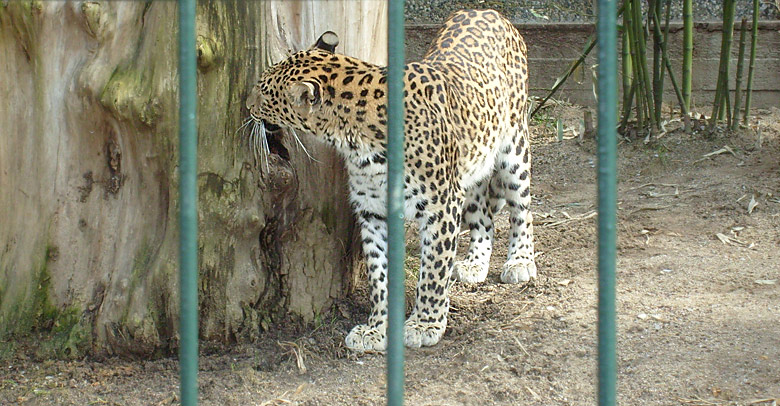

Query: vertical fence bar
178;0;199;405
386;0;406;405
596;0;617;405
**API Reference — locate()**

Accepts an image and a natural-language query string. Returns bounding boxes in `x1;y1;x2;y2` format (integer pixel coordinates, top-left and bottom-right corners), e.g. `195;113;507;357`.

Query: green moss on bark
35;306;91;359
99;68;162;127
0;246;91;359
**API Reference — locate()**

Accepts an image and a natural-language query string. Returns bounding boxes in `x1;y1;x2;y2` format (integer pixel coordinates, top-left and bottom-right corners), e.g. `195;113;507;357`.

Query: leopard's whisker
290;128;321;163
236;116;253;136
243;117;257;160
249;120;269;173
256;127;263;159
249;121;259;162
259;121;270;173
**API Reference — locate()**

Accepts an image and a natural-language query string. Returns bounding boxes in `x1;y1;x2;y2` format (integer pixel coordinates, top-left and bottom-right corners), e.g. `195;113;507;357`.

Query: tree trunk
0;0;385;358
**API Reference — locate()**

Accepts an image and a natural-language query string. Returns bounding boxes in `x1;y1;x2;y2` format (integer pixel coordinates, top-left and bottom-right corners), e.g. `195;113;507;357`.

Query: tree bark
0;0;385;358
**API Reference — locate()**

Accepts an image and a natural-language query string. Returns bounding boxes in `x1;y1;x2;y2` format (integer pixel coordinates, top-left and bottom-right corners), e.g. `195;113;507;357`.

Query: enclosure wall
407;21;780;109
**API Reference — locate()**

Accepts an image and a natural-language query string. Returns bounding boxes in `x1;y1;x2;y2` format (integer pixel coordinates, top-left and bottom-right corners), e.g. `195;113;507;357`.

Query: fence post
596;0;618;405
178;0;199;404
386;1;406;405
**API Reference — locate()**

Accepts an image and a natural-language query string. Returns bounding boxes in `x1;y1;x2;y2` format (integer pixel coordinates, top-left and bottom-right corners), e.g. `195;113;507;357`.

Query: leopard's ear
313;31;339;53
286;81;321;109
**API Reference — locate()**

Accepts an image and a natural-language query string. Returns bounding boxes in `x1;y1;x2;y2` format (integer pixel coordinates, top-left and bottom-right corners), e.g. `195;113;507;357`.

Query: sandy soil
2;105;779;406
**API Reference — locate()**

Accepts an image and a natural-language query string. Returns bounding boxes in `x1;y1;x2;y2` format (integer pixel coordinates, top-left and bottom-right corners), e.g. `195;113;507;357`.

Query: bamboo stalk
651;0;661;116
629;0;646;123
632;0;657;131
630;0;656;131
530;37;595;119
651;7;686;115
710;0;736;129
742;0;760;125
621;0;633;125
651;0;664;124
682;0;693;113
717;1;735;121
619;80;637;132
636;79;645;130
725;83;732;128
731;17;748;130
660;0;671;117
663;54;686;115
722;1;737;121
625;0;646;129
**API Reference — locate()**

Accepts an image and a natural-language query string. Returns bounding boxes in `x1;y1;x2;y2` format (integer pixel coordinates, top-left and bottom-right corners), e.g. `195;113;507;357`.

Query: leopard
246;9;536;352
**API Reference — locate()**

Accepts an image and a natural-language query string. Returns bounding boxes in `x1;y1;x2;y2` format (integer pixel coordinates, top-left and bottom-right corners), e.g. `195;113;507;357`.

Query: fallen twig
694;145;738;163
747;195;758;214
513;336;531;357
525;385;542;401
676;396;723;406
635;183;684;198
629;204;684;215
715;232;753;248
277;341;308;374
260;394;292;406
748;398;777;405
630;182;679;190
537;210;597;227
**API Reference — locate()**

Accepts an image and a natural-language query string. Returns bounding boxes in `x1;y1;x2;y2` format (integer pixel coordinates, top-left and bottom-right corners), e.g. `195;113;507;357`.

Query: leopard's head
246;31;341;140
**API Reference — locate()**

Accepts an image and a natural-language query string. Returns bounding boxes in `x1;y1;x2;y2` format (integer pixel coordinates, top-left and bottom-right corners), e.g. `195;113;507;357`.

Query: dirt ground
2;105;779;406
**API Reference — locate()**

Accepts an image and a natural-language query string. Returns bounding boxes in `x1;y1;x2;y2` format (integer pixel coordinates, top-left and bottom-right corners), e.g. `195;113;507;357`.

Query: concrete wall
406;21;780;109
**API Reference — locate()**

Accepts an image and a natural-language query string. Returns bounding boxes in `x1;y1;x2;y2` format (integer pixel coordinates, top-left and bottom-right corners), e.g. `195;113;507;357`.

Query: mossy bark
0;1;385;358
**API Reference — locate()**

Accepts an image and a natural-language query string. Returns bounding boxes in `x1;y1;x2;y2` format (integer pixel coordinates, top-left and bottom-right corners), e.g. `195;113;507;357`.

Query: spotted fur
247;9;536;351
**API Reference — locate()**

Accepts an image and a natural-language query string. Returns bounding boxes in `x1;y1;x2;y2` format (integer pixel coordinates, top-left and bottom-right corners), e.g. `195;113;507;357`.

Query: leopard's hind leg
453;181;496;283
494;123;537;284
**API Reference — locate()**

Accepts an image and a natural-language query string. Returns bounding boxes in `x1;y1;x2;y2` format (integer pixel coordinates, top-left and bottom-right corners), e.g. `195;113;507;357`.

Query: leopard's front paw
453;260;490;283
403;317;446;348
345;324;387;352
500;258;537;284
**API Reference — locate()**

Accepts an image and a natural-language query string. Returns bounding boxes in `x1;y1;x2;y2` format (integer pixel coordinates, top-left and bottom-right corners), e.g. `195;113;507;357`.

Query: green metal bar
178;0;199;405
386;1;406;405
596;0;617;405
